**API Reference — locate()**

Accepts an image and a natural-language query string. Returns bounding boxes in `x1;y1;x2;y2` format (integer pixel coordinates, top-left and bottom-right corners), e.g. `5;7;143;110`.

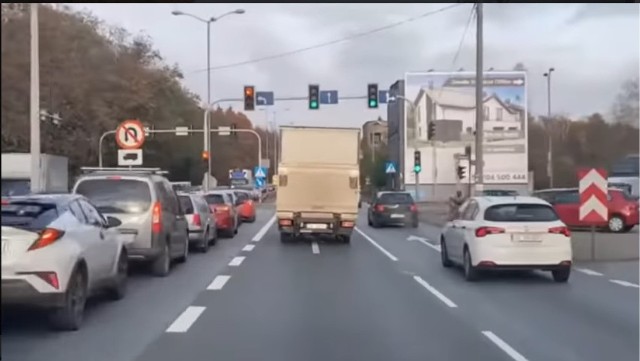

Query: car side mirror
105;216;122;228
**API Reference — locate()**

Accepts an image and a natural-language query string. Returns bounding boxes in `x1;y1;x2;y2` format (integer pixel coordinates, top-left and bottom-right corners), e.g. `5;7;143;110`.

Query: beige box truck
275;126;360;243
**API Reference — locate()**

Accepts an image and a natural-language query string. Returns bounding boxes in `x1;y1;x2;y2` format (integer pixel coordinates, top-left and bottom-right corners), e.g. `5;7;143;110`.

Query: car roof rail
80;167;168;175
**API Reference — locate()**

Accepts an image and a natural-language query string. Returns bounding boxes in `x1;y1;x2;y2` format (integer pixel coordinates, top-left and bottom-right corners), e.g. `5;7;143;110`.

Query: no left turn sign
116;119;146;150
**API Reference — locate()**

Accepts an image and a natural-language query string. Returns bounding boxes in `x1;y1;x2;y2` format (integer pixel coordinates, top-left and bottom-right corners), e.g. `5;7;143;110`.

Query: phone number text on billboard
484;172;527;184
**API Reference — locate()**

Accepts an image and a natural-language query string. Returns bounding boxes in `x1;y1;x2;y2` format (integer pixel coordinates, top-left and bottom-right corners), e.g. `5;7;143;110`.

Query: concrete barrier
571;231;639;262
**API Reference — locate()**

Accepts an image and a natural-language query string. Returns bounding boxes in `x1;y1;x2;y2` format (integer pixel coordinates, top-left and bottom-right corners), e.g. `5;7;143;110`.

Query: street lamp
543;67;555;187
171;8;245;191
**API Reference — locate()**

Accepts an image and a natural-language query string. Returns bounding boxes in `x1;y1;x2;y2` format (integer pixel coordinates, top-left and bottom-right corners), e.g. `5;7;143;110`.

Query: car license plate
515;233;542;242
390;214;404;218
306;223;327;230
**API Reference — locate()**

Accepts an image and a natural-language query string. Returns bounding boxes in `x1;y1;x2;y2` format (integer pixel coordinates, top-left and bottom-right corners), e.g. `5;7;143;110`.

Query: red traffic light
202;150;210;160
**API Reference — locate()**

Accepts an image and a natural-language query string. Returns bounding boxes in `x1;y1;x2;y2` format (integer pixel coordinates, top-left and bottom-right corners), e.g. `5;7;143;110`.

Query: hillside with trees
1;4;275;184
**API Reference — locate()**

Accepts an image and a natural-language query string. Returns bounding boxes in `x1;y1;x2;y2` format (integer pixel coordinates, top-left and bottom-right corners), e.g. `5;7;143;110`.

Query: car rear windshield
75;179;152;214
484;203;559;222
378;193;414;204
204;194;225;205
178;196;194;214
1;202;58;231
483;190;518;196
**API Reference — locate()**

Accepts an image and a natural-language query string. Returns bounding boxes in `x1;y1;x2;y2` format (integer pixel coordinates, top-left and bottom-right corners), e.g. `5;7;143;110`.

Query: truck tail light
410;204;417;212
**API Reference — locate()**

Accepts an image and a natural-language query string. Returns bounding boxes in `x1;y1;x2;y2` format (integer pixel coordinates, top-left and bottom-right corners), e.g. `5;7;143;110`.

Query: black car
367;191;418;228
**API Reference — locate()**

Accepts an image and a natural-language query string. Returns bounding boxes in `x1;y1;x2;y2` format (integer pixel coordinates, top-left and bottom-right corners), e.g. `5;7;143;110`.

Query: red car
233;190;256;223
203;192;239;238
533;187;639;233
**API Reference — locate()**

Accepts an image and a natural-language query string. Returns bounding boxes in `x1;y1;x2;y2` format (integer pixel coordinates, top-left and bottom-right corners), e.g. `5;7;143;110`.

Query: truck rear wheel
280;233;294;243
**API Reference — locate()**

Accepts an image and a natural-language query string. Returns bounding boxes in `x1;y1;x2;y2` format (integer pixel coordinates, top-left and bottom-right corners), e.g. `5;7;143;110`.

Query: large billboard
403;71;528;185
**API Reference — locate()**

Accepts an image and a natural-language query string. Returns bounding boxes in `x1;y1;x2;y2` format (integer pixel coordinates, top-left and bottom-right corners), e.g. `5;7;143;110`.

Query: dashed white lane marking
228;256;245;267
407;235;441;252
482;331;529;361
252;215;276;242
165;306;206;333
311;242;320;254
609;279;640;288
575;268;604;276
354;227;398;262
207;275;231;290
242;244;255;252
413;276;457;308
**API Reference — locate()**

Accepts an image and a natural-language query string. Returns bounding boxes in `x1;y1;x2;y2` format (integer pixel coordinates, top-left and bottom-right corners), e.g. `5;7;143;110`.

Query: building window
508;127;517;130
496;108;503;121
493;126;504;131
373;132;382;145
483;106;490;120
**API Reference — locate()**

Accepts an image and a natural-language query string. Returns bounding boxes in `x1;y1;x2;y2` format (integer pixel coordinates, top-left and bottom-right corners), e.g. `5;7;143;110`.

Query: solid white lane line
575;268;604;276
242;244;255;252
482;331;529;361
354;227;398;262
413;276;457;308
252;215;276;242
609;279;640;288
166;306;206;333
228;256;245;267
311;242;320;254
207;275;231;290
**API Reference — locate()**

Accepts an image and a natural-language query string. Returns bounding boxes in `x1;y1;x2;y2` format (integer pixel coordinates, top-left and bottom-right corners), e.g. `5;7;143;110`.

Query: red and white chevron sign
578;168;608;223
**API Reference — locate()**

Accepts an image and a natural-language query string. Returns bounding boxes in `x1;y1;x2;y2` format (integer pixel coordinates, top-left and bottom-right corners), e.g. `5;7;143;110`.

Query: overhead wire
189;3;464;74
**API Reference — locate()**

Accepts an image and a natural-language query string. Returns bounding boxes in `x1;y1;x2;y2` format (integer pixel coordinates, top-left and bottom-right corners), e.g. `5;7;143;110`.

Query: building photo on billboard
402;71;529;198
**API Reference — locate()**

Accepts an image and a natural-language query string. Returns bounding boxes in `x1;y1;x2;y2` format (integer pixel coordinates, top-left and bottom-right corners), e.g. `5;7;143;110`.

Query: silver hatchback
72;168;189;277
177;193;217;252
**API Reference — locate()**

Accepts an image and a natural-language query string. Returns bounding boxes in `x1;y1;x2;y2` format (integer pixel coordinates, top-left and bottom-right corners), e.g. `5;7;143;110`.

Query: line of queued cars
1;167;257;331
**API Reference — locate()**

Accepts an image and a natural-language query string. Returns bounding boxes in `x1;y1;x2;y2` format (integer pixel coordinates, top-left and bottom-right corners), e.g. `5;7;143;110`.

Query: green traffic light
369;99;378;108
414;165;421;173
310;100;318;109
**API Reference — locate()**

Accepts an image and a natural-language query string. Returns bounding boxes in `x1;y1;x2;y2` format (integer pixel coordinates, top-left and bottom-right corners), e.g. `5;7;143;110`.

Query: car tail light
192;213;202;227
107;176;122;180
279;219;292;226
375;205;384;212
410;204;417;212
475;226;505;238
216;205;230;213
28;228;65;251
1;198;9;205
152;202;162;234
549;226;571;237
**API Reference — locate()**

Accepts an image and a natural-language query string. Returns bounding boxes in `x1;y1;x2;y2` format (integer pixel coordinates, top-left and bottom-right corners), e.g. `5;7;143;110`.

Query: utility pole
30;4;41;194
474;2;484;195
544;68;555;187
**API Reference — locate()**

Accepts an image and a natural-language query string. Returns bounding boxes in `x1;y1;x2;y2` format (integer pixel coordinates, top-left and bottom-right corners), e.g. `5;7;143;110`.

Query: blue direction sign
319;90;339;104
378;90;389;104
255;91;274;106
253;166;268;179
385;161;397;174
255;177;265;188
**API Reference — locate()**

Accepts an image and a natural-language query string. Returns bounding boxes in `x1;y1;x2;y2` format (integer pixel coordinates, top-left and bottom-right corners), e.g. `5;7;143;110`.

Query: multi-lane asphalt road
3;204;639;361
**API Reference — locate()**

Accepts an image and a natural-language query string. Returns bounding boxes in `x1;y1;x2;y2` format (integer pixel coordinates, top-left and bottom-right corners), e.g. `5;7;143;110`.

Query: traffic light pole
97;127;262;179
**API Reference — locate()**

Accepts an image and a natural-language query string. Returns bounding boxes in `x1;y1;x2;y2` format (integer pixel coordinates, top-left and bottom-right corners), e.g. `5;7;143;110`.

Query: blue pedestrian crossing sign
254;166;267;179
385;161;397;174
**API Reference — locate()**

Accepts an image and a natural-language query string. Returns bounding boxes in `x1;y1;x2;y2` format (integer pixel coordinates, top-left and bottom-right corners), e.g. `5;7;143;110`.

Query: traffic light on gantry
457;165;466;180
413;150;422;174
243;86;255;111
427;122;436;140
367;83;378;108
308;84;319;110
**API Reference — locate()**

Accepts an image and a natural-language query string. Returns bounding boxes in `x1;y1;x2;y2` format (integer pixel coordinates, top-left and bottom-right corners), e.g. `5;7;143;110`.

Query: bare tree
612;78;639;127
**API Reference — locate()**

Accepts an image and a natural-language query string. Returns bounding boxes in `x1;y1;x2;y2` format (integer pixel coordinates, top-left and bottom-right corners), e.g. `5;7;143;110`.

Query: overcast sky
68;3;639;129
